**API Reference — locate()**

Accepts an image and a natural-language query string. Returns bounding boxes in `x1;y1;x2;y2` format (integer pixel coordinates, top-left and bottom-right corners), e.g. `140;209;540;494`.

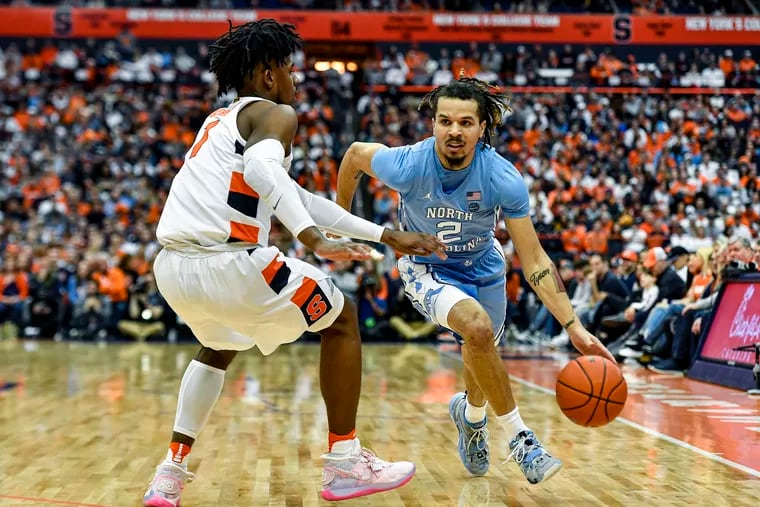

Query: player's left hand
568;324;617;364
312;238;373;262
382;230;448;260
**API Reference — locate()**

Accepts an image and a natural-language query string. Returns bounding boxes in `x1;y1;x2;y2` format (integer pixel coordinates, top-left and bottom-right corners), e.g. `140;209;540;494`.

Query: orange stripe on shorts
261;256;285;285
229;221;259;243
291;277;318;307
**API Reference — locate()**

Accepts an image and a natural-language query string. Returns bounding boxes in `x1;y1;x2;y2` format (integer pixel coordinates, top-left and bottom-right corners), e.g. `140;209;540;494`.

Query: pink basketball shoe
143;461;195;507
321;440;416;501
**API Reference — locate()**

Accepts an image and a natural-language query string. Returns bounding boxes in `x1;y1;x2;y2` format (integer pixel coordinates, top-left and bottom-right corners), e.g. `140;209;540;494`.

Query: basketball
555;356;628;427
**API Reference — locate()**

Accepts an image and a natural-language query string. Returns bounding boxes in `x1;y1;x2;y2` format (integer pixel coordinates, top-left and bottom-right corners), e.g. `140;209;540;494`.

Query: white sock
172;359;225;440
464;399;487;425
165;447;191;468
497;407;530;439
329;438;360;456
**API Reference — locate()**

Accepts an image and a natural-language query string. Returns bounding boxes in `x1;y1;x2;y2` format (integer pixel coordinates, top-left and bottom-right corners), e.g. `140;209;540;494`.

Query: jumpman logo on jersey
422;192;433;201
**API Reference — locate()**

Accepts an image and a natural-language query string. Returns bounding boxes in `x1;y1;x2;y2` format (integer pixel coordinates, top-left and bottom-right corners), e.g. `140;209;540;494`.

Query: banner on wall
0;8;759;44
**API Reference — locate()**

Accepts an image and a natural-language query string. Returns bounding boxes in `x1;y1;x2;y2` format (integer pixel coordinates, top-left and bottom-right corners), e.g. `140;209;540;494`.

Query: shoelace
149;462;195;487
466;426;490;458
361;448;391;472
321;447;387;466
503;434;535;465
321;447;389;479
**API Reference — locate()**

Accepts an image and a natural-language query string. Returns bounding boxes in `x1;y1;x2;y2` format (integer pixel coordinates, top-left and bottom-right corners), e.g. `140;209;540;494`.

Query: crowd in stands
361;46;760;255
368;43;759;89
509;238;760;375
1;31;759;379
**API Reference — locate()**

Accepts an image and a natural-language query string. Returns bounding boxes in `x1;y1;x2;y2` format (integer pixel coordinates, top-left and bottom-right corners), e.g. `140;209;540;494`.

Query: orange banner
0;8;758;45
630;15;760;45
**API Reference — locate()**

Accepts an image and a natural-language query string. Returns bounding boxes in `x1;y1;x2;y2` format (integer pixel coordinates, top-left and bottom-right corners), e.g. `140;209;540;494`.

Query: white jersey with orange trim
156;96;292;253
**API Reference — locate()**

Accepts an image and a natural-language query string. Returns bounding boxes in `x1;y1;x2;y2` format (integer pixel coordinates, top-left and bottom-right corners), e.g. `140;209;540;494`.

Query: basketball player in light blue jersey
337;76;615;485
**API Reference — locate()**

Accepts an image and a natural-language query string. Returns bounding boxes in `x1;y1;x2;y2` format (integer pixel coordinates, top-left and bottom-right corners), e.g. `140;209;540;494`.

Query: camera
360;276;379;288
723;260;758;280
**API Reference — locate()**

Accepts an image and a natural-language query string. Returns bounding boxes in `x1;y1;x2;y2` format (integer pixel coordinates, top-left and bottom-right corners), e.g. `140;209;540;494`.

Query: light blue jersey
372;137;530;340
372;137;529;274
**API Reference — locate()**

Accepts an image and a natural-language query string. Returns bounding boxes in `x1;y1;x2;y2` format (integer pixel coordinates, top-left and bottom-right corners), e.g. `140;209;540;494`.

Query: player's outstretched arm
505;216;616;363
336;142;388;212
336;141;446;259
294;185;446;259
240;104;369;262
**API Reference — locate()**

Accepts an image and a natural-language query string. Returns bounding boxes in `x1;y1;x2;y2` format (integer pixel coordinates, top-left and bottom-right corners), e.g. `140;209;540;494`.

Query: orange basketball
555;356;627;427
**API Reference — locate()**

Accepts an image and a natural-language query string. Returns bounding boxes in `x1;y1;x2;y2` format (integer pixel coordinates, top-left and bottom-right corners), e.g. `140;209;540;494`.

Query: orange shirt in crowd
584;229;610;255
93;267;129;303
0;273;30;300
561;225;587;255
506;271;522;305
719;56;734;76
739;56;756;73
687;273;713;301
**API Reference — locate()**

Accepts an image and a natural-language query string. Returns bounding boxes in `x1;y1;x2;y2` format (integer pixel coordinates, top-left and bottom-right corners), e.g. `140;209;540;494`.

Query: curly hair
418;74;510;148
209;19;302;96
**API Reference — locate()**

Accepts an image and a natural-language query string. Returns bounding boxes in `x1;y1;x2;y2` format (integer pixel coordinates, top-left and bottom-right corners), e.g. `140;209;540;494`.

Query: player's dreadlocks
209;19;302;96
418;73;510;148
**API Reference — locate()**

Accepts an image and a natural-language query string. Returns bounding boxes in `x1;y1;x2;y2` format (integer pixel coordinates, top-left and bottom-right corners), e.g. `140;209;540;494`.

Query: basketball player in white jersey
143;20;446;506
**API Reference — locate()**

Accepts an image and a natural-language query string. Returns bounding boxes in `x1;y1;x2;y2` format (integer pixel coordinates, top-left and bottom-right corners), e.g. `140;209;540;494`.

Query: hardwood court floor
0;339;758;506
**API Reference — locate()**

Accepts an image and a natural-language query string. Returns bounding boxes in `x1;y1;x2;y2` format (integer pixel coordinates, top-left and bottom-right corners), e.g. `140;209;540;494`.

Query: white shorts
153;247;344;354
398;256;505;345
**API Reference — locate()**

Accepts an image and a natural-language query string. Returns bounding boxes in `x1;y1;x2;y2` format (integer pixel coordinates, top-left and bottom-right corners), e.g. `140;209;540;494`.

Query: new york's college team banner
1;8;759;44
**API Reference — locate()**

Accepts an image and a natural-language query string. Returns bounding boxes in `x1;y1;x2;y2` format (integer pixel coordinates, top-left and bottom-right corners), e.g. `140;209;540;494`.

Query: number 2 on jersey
436;221;462;244
189;119;221;158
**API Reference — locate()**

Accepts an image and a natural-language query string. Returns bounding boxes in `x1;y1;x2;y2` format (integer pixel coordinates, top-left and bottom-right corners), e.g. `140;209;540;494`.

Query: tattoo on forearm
529;268;551;287
551;264;567;293
529;265;567;293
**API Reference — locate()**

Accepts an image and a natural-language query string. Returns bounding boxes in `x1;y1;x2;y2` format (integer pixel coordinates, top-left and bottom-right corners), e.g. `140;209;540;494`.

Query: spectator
117;272;167;342
615;250;640;292
356;260;391;341
647;244;731;375
68;280;109;341
330;260;360;302
666;245;692;286
0;258;29;340
617;246;713;361
584;254;630;336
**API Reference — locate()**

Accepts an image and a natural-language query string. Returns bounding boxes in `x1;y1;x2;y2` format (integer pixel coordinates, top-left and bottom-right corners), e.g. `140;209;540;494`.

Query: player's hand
381;229;448;260
298;227;372;261
567;324;617;364
312;238;373;262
